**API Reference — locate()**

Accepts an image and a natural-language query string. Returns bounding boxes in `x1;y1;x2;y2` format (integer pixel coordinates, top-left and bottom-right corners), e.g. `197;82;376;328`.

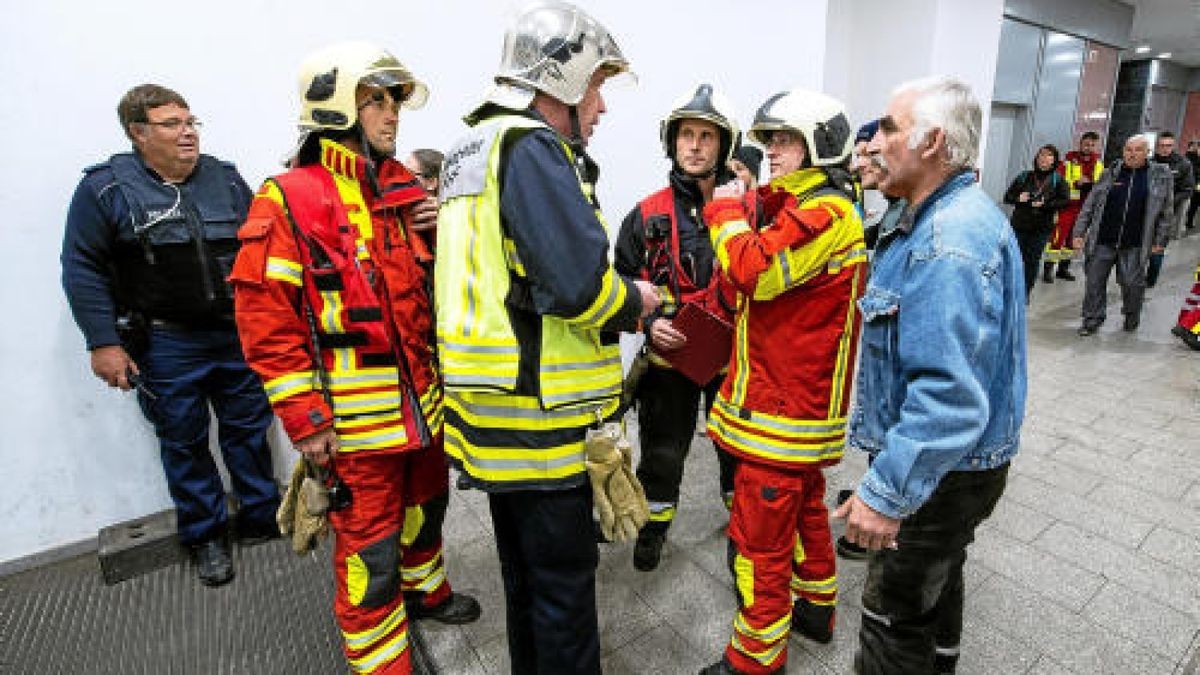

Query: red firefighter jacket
229;138;441;453
702;168;867;469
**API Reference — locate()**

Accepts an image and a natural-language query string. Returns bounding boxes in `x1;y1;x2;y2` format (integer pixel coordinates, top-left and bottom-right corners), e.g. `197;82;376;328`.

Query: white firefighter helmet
474;0;633;117
297;41;429;132
749;89;853;167
659;83;741;167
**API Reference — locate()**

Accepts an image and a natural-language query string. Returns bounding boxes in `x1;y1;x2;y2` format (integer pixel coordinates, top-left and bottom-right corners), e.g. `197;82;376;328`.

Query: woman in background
1004;144;1069;301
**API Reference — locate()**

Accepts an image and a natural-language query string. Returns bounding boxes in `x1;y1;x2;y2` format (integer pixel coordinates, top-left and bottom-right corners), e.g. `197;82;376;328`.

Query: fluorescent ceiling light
1135;45;1151;53
1158;52;1172;59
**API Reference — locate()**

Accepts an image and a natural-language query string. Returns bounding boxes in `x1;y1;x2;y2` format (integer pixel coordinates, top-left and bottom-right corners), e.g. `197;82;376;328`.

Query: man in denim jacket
835;77;1027;675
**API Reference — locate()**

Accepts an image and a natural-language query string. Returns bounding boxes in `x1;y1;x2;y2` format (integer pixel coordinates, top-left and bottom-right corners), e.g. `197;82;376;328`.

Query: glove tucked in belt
277;459;331;554
586;422;650;542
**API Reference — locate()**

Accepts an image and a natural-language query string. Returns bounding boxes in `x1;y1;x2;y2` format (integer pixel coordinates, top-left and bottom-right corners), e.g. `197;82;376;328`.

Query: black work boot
792;598;835;643
1042;262;1055;284
633;528;666;571
1171;325;1200;351
193;538;234;587
1056;261;1076;281
935;647;960;673
406;591;482;624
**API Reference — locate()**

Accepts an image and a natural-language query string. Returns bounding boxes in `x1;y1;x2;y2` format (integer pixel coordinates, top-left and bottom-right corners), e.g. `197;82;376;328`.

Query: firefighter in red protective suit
1044;131;1104;283
699;90;867;675
613;83;740;572
1172;259;1200;351
229;42;479;674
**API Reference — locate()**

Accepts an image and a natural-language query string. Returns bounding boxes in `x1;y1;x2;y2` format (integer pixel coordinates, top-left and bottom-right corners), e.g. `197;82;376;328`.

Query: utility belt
117;311;235;355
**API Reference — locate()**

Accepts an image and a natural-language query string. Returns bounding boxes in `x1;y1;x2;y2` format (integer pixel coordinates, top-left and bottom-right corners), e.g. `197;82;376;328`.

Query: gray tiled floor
424;234;1200;674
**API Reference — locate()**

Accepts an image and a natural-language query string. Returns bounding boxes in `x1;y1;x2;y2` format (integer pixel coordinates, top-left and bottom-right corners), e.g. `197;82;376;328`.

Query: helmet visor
362;69;429;110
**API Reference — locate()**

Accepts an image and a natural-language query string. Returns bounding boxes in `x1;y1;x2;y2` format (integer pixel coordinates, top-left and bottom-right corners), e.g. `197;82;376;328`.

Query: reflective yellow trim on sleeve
752;205;865;301
263;371;316;404
711;220;752;271
265;257;303;286
565;267;627;328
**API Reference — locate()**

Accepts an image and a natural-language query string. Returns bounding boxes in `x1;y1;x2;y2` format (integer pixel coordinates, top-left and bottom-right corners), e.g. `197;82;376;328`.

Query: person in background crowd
1045;131;1103;283
1073;134;1174;335
700;88;866;675
403;148;443;195
1004;144;1069;300
613;83;740;572
62;83;279;588
1146;131;1195;287
1185;140;1200;233
841;76;1026;675
230;42;481;674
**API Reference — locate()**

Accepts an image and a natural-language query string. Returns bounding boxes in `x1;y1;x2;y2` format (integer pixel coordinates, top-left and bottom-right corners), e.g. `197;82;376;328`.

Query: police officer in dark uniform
62;84;279;586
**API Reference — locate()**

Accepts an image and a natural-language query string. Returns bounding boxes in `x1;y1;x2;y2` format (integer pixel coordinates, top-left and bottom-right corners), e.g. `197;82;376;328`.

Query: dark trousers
1188;191;1199;231
635;366;736;532
488;485;601;675
1013;228;1051;300
1082;244;1145;327
855;464;1009;675
136;328;278;544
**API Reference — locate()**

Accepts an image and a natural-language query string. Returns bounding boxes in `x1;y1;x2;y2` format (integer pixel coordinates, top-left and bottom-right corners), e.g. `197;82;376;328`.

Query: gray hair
1124;133;1151;150
893;76;981;171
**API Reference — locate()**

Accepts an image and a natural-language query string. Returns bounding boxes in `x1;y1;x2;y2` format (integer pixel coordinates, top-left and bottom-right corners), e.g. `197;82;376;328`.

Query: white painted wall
0;0;837;565
824;0;1004;161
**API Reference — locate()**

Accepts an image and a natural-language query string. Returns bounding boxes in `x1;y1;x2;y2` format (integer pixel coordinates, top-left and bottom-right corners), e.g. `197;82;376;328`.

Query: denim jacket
848;171;1027;519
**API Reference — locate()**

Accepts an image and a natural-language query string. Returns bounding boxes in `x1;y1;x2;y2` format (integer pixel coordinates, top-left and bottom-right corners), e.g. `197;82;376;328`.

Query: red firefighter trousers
725;459;837;674
328;443;451;674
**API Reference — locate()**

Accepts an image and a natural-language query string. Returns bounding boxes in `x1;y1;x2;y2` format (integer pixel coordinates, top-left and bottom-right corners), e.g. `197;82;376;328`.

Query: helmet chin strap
357;122;385;198
567;106;591;179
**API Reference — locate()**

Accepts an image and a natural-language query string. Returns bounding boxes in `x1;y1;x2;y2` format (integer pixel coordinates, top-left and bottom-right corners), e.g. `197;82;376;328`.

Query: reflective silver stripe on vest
541;355;622;372
441;341;520;355
446;392;597;421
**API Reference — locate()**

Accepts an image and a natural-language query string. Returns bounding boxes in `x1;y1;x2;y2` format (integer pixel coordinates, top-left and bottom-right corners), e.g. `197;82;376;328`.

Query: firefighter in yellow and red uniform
1044;131;1103;283
229;42;479;674
699;90;867;675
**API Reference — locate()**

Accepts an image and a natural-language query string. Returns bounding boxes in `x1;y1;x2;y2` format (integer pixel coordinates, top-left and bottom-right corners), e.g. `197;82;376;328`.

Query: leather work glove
277;459;330;554
586;422;650;542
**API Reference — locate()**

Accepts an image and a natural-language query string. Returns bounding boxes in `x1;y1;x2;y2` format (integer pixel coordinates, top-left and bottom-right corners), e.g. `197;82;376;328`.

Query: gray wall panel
1031;32;1086;154
1146;59;1192;91
1004;0;1132;48
993;18;1044;105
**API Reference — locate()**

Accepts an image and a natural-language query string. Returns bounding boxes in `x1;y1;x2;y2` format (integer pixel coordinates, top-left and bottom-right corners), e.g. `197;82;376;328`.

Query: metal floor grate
0;539;432;674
